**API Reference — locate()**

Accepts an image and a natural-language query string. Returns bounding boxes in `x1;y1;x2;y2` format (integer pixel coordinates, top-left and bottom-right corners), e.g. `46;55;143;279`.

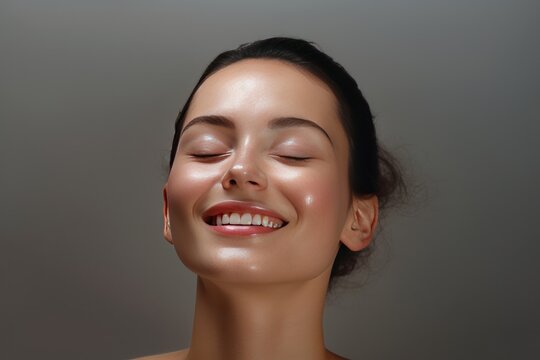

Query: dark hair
168;36;407;292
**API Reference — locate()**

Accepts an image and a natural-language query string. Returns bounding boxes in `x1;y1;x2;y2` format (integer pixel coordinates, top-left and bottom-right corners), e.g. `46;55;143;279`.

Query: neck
185;272;332;360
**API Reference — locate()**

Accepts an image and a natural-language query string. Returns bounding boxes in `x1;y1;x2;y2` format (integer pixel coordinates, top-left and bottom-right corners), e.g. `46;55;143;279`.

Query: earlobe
162;184;173;245
340;195;379;252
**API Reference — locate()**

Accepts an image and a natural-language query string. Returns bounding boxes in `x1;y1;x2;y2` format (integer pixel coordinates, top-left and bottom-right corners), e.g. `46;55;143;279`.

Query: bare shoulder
133;348;189;360
326;348;350;360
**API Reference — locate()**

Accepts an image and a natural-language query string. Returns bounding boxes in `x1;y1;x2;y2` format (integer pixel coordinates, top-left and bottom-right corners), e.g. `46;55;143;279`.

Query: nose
221;150;267;191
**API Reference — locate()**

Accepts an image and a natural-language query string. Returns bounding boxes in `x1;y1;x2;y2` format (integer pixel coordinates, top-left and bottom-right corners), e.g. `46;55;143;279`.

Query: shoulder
132;348;189;360
326;349;350;360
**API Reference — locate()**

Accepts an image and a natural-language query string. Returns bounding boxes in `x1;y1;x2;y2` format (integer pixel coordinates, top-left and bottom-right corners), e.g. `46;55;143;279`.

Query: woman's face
164;59;354;285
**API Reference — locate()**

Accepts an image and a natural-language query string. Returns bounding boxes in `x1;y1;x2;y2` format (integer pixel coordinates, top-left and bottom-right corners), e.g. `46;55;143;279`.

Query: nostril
229;179;237;185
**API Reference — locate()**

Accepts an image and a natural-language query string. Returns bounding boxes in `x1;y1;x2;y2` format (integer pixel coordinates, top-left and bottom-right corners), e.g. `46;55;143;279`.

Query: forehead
185;59;341;130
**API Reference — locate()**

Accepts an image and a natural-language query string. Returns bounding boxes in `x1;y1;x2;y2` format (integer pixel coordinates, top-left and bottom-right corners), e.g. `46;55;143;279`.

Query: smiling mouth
203;212;288;229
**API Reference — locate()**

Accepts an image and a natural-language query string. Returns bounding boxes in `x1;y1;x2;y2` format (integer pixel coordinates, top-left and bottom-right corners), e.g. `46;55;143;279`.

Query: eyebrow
181;115;334;147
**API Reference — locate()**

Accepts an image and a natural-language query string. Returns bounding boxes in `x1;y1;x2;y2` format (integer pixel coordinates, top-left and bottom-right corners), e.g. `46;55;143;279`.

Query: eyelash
190;153;224;158
278;155;311;162
189;153;228;162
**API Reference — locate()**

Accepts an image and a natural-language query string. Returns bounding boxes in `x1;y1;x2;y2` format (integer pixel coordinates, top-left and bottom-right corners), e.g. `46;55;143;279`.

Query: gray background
1;0;539;359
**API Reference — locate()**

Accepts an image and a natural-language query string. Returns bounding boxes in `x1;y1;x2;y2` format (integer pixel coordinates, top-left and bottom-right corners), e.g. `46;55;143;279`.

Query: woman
139;36;406;360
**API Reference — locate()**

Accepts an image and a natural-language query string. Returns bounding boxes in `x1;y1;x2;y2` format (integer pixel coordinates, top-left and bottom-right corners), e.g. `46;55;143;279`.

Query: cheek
167;162;221;224
282;164;349;226
277;163;350;273
166;161;225;272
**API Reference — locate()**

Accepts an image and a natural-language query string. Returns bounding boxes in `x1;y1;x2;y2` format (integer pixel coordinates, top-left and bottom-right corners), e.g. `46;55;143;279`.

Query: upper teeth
215;213;284;228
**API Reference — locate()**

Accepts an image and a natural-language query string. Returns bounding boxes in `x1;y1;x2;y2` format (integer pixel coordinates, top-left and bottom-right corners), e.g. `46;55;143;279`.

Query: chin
175;248;335;288
171;223;339;287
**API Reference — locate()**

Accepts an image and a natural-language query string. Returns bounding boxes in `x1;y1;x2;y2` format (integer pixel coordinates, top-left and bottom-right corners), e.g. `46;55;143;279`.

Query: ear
340;195;379;251
162;184;173;245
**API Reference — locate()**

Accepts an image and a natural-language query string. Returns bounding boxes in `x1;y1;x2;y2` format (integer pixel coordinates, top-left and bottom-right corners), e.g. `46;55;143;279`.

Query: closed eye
190;153;224;158
188;153;230;161
189;153;311;162
277;155;311;162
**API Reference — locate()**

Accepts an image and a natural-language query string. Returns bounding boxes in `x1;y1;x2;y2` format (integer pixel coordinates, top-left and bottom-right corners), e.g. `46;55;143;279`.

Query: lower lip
207;224;283;236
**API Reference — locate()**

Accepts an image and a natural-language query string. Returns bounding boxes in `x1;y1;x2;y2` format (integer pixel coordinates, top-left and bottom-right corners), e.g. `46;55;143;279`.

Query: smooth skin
139;59;378;360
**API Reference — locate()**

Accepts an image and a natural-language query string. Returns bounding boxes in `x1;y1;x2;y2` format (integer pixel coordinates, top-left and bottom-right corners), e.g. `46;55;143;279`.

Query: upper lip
202;200;288;224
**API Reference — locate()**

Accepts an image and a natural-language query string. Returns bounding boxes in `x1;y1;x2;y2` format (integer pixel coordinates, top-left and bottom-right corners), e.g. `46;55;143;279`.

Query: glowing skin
157;59;378;360
167;59;351;284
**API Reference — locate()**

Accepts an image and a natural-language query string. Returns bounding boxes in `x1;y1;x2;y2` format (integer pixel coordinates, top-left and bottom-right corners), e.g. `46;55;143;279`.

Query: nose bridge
233;135;257;166
222;135;267;189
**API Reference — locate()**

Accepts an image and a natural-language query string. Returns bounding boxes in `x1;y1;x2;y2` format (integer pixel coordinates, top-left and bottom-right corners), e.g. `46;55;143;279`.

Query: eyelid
189;153;311;163
273;154;312;163
180;132;229;149
190;153;222;158
189;152;229;158
279;155;310;160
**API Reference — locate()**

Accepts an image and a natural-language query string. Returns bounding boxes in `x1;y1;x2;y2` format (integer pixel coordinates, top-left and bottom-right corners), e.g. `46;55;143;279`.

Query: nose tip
222;163;267;190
